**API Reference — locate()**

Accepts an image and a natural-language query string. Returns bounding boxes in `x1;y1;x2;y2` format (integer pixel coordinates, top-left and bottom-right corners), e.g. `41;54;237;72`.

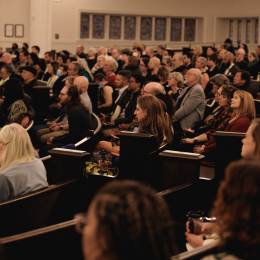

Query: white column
30;0;52;58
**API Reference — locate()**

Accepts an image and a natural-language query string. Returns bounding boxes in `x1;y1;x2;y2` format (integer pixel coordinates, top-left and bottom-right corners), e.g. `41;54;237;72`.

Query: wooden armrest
159;150;205;160
213;131;245;137
33;86;51;89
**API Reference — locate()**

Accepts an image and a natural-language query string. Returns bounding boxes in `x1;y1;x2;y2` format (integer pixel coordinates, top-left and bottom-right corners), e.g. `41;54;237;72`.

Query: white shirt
114;85;129;104
224;63;234;75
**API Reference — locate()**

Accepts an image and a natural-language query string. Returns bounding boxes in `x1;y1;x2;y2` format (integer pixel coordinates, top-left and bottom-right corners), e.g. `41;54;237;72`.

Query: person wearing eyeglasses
173;68;205;133
0;123;48;202
39;85;92;158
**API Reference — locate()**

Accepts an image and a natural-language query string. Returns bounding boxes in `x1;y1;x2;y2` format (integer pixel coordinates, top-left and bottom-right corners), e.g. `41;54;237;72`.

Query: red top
106;74;117;86
204;116;251;153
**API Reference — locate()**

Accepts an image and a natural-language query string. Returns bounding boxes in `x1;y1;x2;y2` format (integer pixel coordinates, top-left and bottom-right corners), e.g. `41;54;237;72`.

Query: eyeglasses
141;88;153;94
74;213;87;234
59;92;68;96
0;72;7;75
129;80;136;83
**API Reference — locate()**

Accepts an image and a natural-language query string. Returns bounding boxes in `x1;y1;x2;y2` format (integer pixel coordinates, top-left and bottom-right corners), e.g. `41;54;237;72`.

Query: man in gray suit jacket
173;68;205;130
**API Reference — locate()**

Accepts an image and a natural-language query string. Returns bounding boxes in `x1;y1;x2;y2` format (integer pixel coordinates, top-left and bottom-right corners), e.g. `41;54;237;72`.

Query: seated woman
181;85;237;145
94;73;116;115
80;180;177;260
247;52;260;79
47;61;59;95
139;57;151;81
78;58;94;83
206;53;219;79
28;52;43;79
0;123;48;202
95;95;173;153
194;90;256;155
167;72;184;102
162;56;173;72
200;158;260;260
57;54;67;65
195;57;209;90
241;118;260;158
157;65;169;91
0;79;27;127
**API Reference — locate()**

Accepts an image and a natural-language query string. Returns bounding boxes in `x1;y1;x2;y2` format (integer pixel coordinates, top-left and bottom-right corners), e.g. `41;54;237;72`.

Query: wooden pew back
214;131;245;182
0;220;83;260
117;131;168;189
159;150;204;190
0;179;85;238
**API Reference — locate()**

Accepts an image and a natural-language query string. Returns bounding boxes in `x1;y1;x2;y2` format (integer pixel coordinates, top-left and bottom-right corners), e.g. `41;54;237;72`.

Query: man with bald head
2;53;16;73
147;57;160;82
222;52;239;76
173;68;205;131
76;45;87;59
172;54;188;76
74;76;92;113
235;48;247;70
141;82;164;96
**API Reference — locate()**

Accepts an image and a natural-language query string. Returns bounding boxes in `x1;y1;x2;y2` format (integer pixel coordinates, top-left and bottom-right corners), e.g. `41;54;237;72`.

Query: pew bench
0;178;87;238
0;220;83;260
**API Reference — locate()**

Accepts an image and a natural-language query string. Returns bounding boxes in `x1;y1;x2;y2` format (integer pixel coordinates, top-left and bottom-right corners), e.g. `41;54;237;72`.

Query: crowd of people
0;39;260;259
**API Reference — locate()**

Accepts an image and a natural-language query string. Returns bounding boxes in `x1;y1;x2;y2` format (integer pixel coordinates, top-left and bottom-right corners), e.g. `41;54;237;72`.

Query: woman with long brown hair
202;159;260;260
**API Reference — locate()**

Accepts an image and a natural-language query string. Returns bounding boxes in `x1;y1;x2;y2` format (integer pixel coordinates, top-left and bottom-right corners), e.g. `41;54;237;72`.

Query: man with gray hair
103;58;118;85
76;45;87;59
235;48;247;71
172;54;188;76
2;53;16;73
98;47;107;57
173;68;205;131
145;47;154;58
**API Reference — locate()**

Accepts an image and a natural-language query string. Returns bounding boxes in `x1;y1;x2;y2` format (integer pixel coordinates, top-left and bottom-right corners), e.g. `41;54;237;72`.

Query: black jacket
114;89;141;126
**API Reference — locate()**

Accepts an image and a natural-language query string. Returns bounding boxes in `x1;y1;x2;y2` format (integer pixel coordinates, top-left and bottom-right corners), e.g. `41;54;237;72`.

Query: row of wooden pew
0;128;244;259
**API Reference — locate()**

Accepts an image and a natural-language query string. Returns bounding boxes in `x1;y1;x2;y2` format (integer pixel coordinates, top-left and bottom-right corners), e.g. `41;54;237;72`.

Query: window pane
229;20;234;41
171;18;182;41
93;15;105;39
155;18;166;41
80;13;89;39
140;17;152;40
237;20;242;43
255;19;259;44
124;16;136;40
246;20;251;44
109;16;121;39
184;19;195;41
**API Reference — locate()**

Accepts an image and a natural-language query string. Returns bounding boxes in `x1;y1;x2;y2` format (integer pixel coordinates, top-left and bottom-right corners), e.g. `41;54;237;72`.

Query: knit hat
22;66;37;77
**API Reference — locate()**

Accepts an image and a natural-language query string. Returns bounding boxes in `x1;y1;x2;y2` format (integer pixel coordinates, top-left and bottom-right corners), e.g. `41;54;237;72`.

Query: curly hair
213;158;260;259
89;180;177;260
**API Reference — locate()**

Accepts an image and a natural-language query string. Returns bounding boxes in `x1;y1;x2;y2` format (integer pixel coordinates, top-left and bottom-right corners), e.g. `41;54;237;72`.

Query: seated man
21;66;37;98
39;85;93;157
103;73;143;129
222;52;239;76
173;68;205;131
233;70;251;91
147;57;160;82
172;54;188;76
235;48;248;70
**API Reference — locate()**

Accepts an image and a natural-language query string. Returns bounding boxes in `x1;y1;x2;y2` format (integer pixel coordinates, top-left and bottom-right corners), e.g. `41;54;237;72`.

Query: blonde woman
167;72;184;101
192;46;203;66
0;124;48;202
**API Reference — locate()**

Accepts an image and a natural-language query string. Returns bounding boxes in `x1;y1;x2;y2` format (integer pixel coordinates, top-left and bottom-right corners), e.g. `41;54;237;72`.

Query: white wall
1;0;260;54
0;0;30;52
